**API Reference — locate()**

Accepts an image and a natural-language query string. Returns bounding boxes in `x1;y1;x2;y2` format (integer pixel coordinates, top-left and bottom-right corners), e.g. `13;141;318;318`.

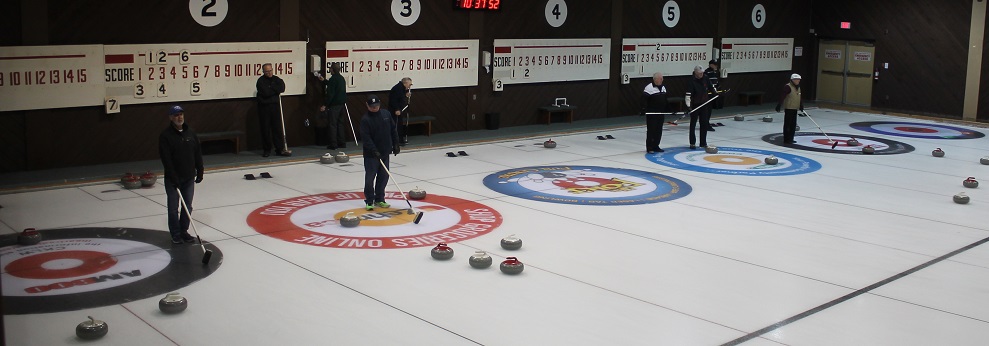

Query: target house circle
483;165;692;205
648;147;821;176
1;228;222;315
246;192;503;249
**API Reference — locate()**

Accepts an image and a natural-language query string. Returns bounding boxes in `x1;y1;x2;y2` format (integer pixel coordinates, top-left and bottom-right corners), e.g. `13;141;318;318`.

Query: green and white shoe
374;201;391;208
365;204;374;211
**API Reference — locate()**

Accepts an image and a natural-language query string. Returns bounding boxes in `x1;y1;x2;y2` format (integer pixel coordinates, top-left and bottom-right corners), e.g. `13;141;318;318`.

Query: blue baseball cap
168;105;184;115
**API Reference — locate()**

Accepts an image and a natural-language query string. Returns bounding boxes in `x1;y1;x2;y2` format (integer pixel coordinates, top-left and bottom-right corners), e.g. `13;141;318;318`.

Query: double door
817;40;875;106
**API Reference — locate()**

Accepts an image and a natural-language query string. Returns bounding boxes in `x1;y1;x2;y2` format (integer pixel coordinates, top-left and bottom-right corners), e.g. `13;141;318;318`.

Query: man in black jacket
388;77;413;146
686;65;719;149
641;72;669;153
360;95;400;211
158;105;204;245
256;63;290;157
703;59;723;111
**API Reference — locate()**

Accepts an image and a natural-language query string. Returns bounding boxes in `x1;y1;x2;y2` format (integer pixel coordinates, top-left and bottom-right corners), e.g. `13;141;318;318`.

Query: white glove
684;93;692;107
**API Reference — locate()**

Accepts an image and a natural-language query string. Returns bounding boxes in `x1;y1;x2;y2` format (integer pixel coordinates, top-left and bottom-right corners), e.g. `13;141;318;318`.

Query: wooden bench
537;105;577;125
198;131;244;154
738;91;765;106
667;97;685;112
405;116;436;136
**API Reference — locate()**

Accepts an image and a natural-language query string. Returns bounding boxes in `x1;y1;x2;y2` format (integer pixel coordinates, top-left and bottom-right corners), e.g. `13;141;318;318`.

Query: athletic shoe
171;236;184;245
374;201;391;208
365;204;374;211
655;148;665;152
647;151;655;154
690;145;696;149
180;233;195;243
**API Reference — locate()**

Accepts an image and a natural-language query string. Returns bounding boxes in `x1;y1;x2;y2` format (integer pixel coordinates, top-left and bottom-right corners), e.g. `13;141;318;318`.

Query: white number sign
662;1;680;28
752;4;766;29
545;0;568;28
392;0;421;27
189;0;228;27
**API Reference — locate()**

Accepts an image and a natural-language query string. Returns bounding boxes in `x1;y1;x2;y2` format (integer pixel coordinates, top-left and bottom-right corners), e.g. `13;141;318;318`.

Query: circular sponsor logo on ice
762;132;915;155
1;227;222;315
849;121;985;139
647;147;821;176
483;165;691;205
246;192;502;249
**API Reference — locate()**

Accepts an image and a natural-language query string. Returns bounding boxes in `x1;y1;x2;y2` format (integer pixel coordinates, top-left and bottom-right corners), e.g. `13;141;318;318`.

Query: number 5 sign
189;0;228;27
662;1;680;28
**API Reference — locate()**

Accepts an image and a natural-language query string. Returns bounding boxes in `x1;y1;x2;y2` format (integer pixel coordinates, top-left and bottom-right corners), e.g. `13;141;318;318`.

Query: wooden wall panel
812;0;972;118
477;1;614;128
981;8;988;122
3;1;23;45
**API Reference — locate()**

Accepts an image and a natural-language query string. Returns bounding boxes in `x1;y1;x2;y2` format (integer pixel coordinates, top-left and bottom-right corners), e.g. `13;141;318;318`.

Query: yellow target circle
703;155;762;165
333;208;415;226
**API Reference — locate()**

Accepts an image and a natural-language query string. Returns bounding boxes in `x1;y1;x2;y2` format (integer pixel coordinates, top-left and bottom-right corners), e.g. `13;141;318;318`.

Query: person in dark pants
686;65;719;149
256;63;290;157
388;77;413;146
641;72;669;153
704;59;724;112
775;73;805;145
318;62;348;150
158;105;204;245
360;95;400;211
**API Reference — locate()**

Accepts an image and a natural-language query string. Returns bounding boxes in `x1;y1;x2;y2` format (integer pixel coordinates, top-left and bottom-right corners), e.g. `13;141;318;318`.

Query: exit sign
840;22;851;29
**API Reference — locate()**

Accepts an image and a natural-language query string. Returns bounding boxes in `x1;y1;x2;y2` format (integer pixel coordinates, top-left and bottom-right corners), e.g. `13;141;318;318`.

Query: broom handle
277;95;289;151
378;158;417;213
174;188;207;251
343;103;360;146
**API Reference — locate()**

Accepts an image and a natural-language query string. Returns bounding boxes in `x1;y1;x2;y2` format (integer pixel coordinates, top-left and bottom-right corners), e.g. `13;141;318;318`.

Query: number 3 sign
190;0;228;27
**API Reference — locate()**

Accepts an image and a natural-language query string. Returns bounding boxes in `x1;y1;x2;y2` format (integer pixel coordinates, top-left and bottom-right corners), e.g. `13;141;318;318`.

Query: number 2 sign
189;0;228;27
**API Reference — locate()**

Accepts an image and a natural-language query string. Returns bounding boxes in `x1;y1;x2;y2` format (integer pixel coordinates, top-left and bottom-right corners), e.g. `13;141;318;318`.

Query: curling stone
862;145;876;155
846;138;860;147
499;257;524;275
76;316;108;340
762;115;773;122
319;153;335;164
953;192;970;204
932;148;945;157
431;243;454;260
334;152;350;163
705;146;718;154
500;234;522;250
543;139;557;148
121;175;141;189
158;292;188;314
733;115;745;121
120;172;135;184
981;157;989;165
409;186;427;200
468;251;493;269
764;155;779;165
963;177;979;188
18;228;42;246
340;212;361;228
140;171;157;187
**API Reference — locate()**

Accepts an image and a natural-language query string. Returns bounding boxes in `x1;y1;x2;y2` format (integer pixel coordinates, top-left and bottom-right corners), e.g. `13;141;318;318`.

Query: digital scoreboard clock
454;0;501;11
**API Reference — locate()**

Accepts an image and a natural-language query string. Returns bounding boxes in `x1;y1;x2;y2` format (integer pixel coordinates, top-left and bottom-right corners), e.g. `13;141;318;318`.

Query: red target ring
5;250;118;280
893;126;937;133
